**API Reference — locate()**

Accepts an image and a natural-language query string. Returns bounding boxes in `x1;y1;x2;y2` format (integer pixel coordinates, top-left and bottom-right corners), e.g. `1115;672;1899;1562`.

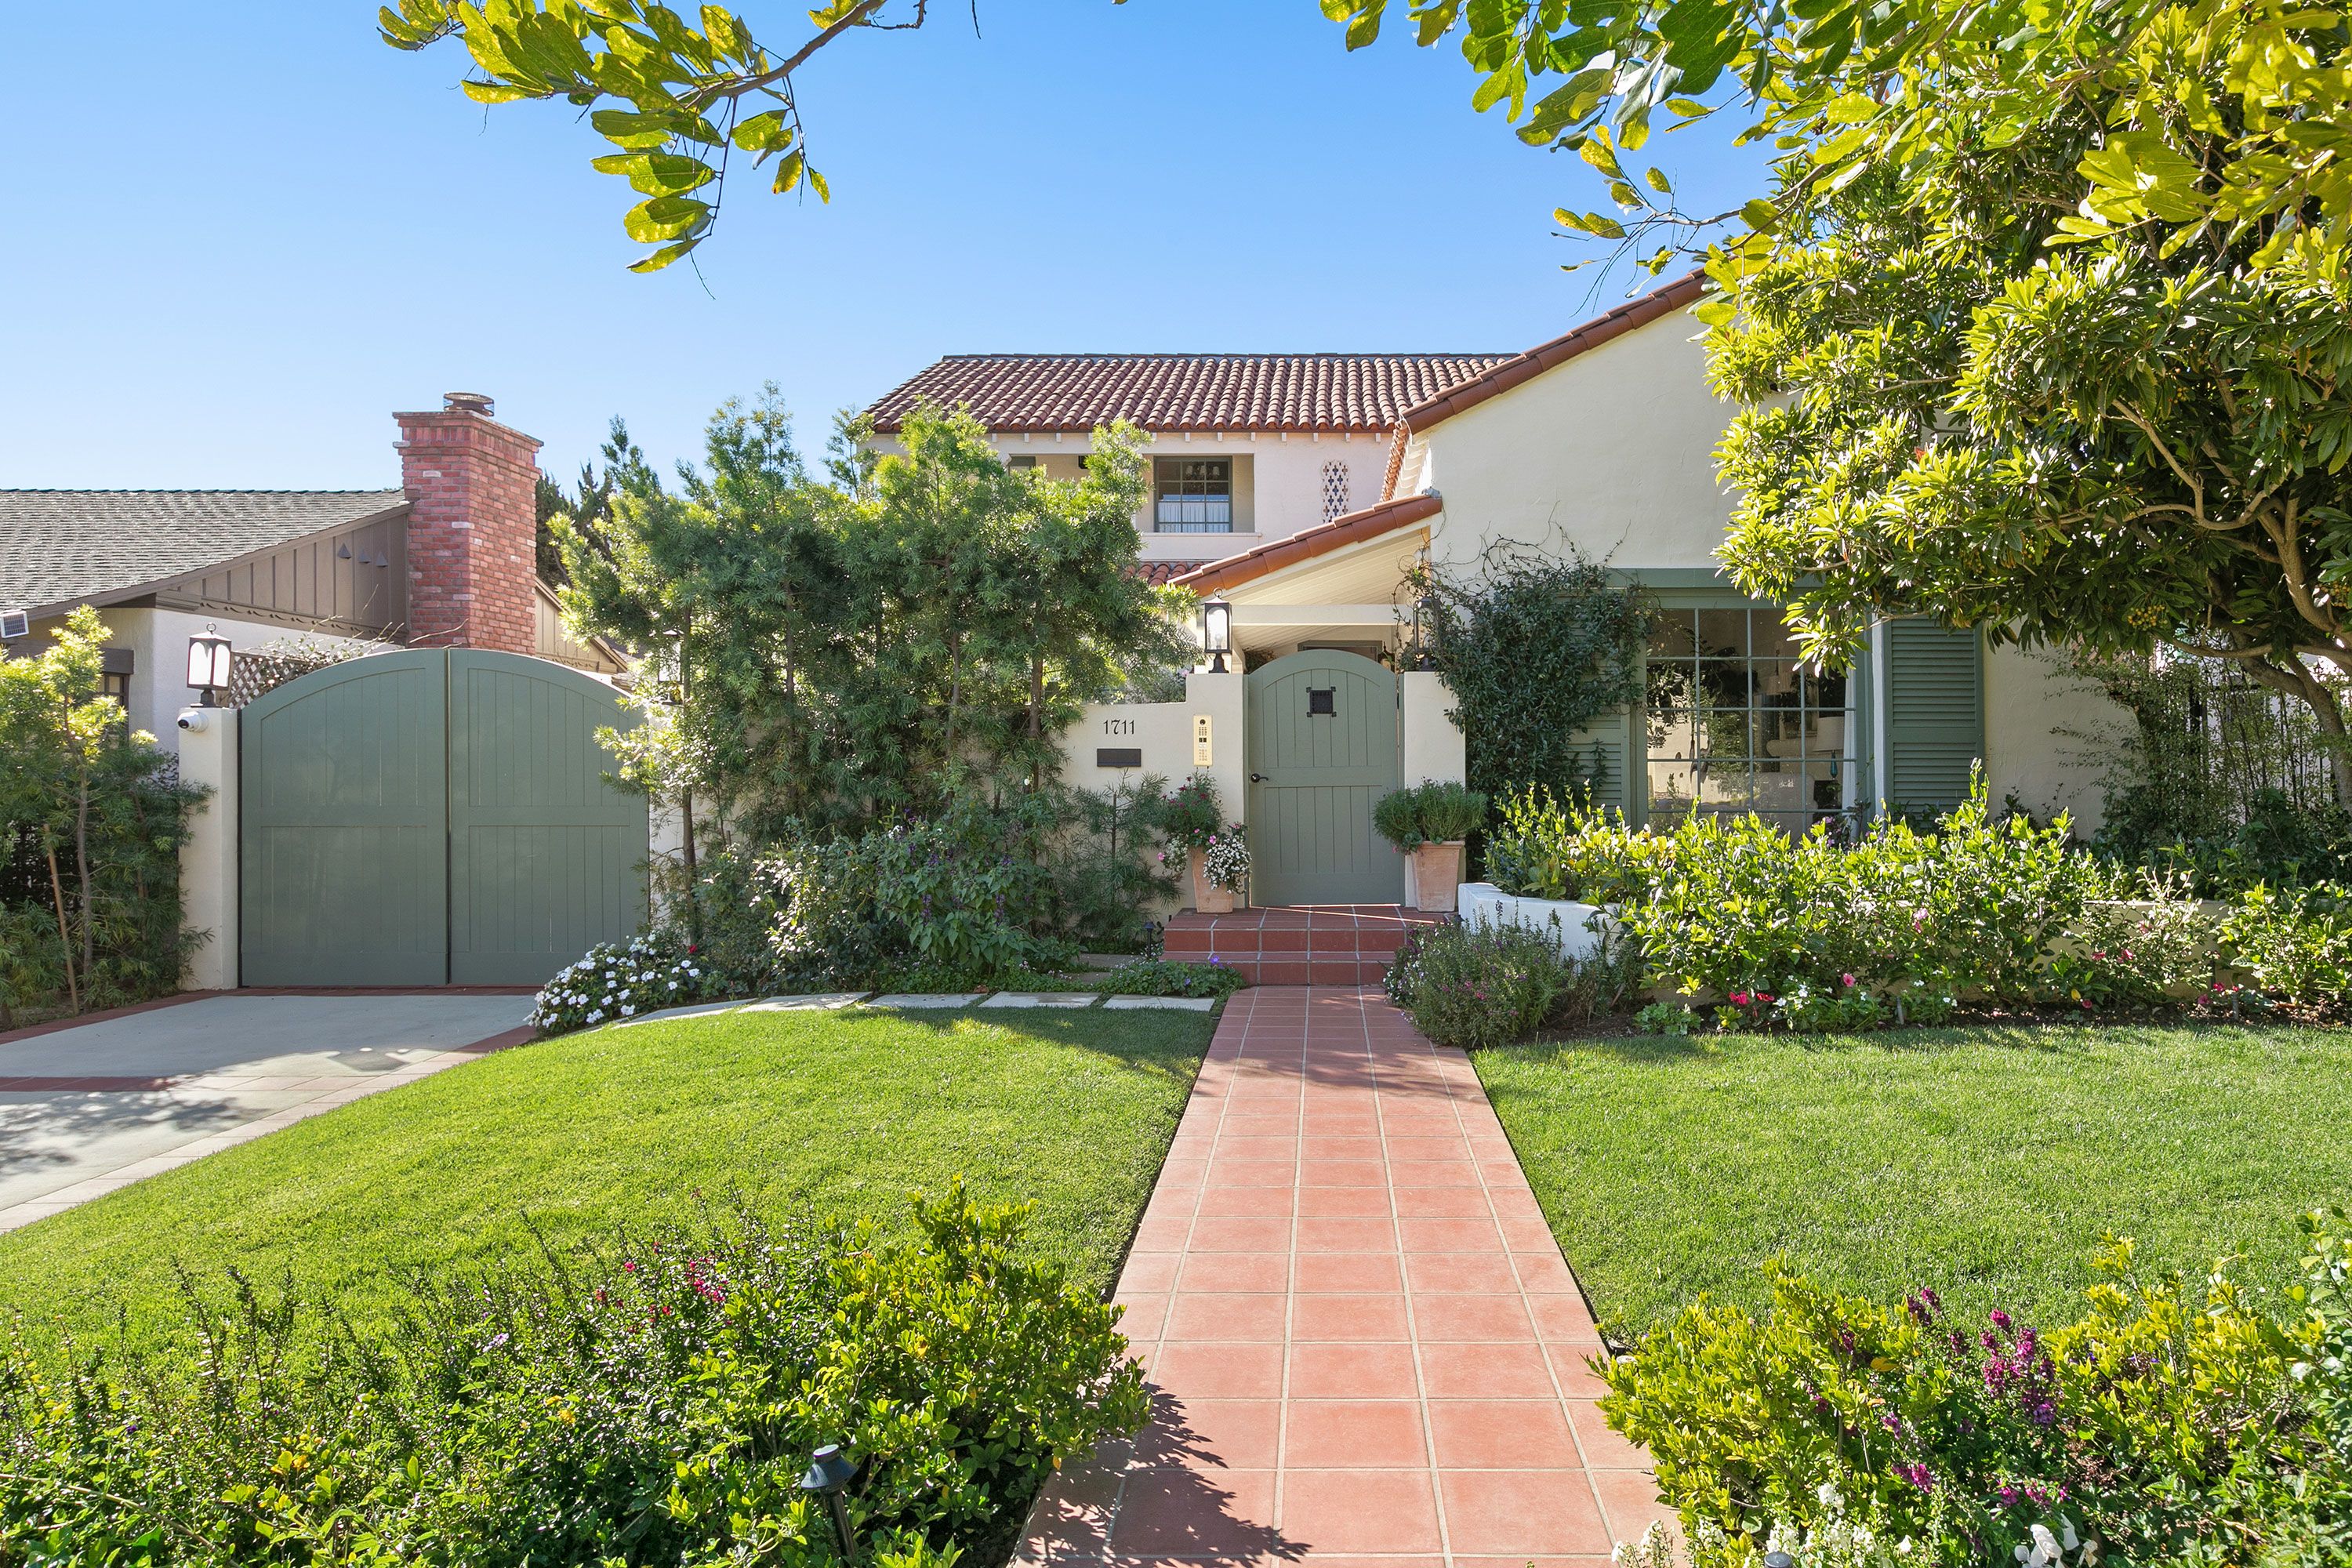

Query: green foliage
1385;920;1604;1049
1601;1214;2352;1564
1704;56;2352;797
1320;0;2352;286
2223;883;2352;1009
558;397;1189;849
1413;546;1647;805
762;794;1073;992
0;606;205;1022
1145;775;1225;855
1485;787;1672;904
1373;779;1488;851
1046;775;1178;955
0;1186;1149;1565
1086;960;1245;999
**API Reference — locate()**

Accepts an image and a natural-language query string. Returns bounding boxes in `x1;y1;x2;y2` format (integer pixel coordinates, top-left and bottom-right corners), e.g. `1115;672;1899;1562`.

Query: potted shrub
1375;779;1488;913
1200;826;1251;914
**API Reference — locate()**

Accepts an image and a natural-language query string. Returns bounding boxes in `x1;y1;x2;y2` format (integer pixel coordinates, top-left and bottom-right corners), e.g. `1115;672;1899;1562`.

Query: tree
0;608;204;1016
1318;0;2352;285
555;394;1189;853
1698;47;2352;797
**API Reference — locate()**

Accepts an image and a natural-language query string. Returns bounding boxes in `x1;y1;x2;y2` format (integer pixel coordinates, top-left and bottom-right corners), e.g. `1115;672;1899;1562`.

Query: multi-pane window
1154;457;1232;532
1643;606;1852;836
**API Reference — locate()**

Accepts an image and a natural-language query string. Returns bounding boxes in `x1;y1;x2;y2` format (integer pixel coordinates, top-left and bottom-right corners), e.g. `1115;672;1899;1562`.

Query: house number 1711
1103;718;1136;735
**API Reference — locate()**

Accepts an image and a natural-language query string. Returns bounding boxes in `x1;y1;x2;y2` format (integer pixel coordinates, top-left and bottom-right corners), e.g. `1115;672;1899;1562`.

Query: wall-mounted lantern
1412;593;1438;671
1200;597;1233;674
185;625;233;707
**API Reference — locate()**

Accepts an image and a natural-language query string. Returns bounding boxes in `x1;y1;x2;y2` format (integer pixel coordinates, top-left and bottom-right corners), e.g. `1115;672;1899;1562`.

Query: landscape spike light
800;1443;858;1562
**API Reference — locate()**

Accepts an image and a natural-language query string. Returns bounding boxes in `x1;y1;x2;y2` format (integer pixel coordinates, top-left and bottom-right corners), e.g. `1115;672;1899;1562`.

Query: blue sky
0;2;1767;488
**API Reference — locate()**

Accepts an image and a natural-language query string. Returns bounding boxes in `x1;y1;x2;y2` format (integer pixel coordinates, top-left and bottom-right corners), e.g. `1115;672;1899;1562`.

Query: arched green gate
1246;649;1403;906
240;649;647;986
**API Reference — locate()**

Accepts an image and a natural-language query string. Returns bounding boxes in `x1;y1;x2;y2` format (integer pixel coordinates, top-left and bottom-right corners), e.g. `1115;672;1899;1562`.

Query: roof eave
1172;492;1444;596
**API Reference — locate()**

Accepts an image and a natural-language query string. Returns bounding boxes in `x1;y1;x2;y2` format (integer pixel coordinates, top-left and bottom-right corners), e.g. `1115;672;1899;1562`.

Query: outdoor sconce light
1412;593;1438;671
800;1443;858;1562
185;625;233;707
1200;597;1233;673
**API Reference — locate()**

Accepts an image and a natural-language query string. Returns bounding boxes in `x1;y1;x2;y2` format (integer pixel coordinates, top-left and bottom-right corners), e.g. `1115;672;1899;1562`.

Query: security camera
176;710;209;734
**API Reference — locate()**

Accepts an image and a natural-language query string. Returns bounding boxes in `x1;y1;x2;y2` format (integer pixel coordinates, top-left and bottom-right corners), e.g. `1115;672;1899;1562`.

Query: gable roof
1173;492;1445;596
0;490;410;616
1398;272;1708;434
865;353;1517;436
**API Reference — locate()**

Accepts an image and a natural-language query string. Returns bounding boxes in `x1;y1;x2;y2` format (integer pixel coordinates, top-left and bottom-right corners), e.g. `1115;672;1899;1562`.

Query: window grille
1321;460;1351;523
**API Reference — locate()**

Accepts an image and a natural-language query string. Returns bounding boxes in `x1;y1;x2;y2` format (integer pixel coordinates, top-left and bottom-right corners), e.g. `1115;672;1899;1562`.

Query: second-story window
1154;458;1232;532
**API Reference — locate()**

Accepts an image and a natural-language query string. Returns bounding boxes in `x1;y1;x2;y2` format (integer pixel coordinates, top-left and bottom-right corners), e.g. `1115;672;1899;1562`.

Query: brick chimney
394;392;542;654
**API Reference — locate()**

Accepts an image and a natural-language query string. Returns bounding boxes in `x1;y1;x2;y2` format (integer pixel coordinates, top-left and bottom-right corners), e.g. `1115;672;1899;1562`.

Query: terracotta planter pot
1408;841;1465;913
1190;850;1236;914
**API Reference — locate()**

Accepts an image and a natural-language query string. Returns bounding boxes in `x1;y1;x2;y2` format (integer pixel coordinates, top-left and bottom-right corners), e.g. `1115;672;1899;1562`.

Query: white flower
1816;1479;1842;1512
667;979;680;989
621;1004;636;1016
587;1010;604;1022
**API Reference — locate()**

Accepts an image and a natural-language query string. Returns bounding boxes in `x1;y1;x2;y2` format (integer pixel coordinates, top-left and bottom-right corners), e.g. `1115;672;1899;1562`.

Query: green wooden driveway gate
241;650;647;987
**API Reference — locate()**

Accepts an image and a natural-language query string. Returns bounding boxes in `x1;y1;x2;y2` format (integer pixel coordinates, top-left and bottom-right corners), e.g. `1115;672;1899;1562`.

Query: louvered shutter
1883;617;1984;815
1567;710;1633;812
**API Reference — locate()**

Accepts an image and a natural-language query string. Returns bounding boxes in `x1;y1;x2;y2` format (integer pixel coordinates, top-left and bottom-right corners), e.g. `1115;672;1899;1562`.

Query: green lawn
1477;1022;2352;1338
0;1005;1210;1352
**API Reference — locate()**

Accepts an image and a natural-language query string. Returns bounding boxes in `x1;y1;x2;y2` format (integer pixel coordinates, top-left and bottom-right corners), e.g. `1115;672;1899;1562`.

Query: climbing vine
1409;545;1648;803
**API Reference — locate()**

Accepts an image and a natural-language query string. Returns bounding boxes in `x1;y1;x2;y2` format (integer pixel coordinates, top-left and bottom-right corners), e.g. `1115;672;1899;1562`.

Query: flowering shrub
2043;872;2221;1011
1388;919;1591;1049
0;1187;1150;1566
531;932;705;1033
1201;826;1250;893
1600;1210;2352;1565
1149;775;1225;855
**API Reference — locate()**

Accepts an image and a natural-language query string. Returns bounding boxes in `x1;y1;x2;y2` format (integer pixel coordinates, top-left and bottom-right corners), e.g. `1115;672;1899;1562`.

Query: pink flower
1841;973;1857;988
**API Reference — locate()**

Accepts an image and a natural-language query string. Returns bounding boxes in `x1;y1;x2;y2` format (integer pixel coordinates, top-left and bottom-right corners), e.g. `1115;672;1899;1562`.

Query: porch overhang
1174;492;1438;652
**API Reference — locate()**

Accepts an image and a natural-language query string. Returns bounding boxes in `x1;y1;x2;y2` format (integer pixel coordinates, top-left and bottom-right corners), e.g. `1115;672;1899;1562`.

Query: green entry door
241;650;646;987
1247;650;1403;906
240;650;451;986
448;650;649;985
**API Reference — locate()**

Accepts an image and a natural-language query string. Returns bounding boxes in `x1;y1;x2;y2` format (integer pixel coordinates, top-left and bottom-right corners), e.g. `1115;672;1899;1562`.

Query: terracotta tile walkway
1018;986;1669;1566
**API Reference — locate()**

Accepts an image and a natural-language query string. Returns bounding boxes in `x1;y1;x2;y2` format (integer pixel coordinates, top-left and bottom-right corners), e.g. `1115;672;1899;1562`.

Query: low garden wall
1457;881;1612;960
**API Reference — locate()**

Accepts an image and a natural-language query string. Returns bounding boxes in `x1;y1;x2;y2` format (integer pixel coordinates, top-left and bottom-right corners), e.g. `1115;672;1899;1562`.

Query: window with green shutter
1882;617;1984;816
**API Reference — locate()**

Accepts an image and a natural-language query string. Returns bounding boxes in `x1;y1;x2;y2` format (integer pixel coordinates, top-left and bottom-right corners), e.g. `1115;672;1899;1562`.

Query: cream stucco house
895;281;2126;907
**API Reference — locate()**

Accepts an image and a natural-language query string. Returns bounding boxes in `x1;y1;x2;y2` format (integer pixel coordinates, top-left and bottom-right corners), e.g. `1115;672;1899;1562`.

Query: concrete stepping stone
739;993;868;1011
1101;995;1216;1011
865;993;980;1009
978;992;1102;1009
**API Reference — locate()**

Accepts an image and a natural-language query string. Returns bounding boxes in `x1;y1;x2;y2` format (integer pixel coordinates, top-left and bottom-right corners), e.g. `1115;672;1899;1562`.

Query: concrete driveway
0;993;534;1232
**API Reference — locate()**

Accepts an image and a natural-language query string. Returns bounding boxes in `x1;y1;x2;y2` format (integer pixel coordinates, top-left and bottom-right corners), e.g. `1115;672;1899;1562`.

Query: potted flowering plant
1373;779;1487;913
1152;775;1241;912
1200;826;1250;913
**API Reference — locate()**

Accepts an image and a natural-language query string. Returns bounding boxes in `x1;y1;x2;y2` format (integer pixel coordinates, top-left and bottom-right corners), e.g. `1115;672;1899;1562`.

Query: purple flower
1990;1308;2012;1331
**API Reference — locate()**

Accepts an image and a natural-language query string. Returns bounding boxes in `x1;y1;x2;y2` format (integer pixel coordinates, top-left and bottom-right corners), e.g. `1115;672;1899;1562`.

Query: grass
1475;1020;2352;1339
0;1004;1211;1352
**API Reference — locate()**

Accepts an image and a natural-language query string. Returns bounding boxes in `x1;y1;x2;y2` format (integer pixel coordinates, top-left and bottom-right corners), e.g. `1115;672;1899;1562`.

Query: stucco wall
1984;641;2130;837
1399;672;1466;787
869;430;1389;566
1417;309;1730;573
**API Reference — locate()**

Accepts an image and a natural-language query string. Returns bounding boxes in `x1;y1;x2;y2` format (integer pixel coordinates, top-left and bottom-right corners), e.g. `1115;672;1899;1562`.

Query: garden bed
0;1004;1213;1352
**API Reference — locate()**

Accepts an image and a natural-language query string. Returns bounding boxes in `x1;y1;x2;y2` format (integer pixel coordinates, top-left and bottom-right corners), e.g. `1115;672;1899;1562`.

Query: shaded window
1643;605;1851;836
1154;458;1232;532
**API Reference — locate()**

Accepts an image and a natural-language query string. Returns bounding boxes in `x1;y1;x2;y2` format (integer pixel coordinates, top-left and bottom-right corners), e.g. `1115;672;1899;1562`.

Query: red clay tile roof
866;354;1517;435
1173;492;1444;596
1131;561;1210;587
